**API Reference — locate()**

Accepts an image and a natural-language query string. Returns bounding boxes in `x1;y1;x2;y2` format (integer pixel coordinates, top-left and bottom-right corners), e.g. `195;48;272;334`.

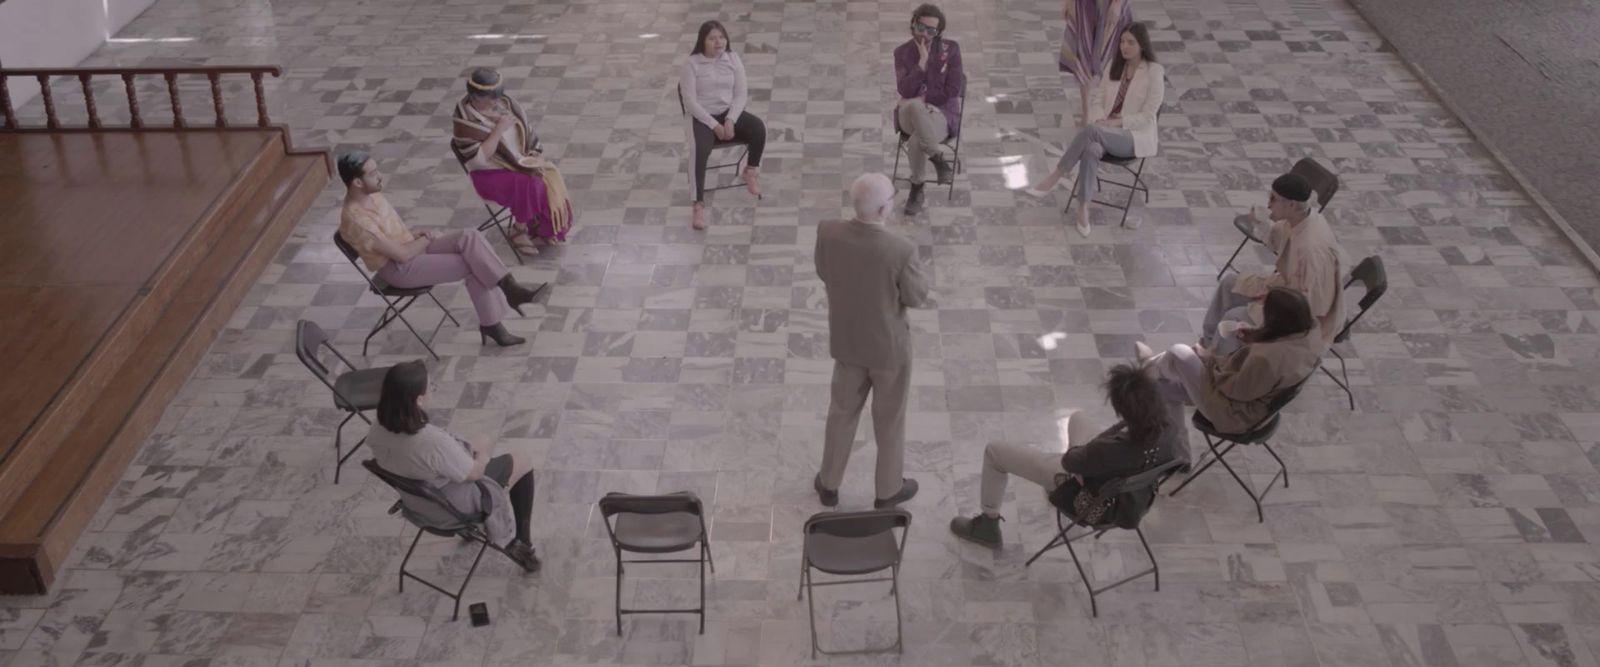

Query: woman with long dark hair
1022;21;1163;237
1138;286;1323;434
949;363;1184;548
366;361;541;572
680;19;767;230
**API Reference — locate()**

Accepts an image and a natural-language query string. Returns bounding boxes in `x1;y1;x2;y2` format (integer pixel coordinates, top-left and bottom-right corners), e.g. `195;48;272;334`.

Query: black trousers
691;111;766;202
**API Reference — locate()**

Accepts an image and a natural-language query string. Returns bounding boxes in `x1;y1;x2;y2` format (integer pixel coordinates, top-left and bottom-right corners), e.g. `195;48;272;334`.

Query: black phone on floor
468;602;490;627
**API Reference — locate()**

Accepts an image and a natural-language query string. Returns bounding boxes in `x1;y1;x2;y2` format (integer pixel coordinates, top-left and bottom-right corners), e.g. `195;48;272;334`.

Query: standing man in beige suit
813;173;931;508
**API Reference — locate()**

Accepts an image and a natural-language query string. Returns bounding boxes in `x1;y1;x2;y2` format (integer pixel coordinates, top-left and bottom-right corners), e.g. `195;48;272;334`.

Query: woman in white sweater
1024;22;1164;237
681;20;766;230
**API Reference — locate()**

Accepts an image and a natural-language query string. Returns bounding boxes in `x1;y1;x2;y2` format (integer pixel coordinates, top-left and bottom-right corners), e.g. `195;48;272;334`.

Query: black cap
1271;173;1313;203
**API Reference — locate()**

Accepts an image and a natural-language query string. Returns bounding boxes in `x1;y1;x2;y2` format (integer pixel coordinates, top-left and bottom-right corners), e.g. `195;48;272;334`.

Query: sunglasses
911;22;939;34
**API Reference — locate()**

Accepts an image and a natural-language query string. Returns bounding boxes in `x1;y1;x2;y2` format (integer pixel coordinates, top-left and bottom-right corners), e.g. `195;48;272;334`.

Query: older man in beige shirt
1204;173;1345;355
813;173;931;509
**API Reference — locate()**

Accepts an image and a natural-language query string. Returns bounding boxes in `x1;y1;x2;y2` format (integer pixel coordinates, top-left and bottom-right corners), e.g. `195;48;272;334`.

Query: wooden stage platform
0;129;328;593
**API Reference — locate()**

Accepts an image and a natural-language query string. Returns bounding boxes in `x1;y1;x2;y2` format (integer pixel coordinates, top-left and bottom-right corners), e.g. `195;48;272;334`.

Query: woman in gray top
681;20;766;230
367;361;541;572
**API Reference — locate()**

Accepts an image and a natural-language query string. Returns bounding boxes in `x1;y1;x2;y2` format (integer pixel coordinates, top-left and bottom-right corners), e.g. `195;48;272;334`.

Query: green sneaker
949;514;1004;548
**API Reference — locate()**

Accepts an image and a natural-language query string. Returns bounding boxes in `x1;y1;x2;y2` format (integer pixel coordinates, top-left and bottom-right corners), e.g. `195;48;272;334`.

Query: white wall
1;0;160;112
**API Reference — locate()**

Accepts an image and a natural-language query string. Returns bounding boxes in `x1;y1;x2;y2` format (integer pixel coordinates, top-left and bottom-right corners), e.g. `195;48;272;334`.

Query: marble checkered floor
5;0;1600;665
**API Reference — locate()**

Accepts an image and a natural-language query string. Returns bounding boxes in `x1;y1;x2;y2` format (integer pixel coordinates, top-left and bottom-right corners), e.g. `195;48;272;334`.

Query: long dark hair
690;20;731;55
1109;22;1155;81
1243;287;1316;344
376;360;430;435
910;4;946;38
1104;363;1169;442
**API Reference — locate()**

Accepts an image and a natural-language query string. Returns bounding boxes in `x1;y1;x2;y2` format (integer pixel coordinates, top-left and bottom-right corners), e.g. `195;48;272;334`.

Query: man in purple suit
893;3;964;215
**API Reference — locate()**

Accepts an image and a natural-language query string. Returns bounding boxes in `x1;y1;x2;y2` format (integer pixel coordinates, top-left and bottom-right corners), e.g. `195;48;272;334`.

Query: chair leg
1169;435;1237;497
399;528;425;593
614;556;624;636
703;541;716;574
1117;160;1145;228
1262;441;1289;491
947;150;958;202
451;538;490;622
482;207;525;266
426;291;462;328
891;138;904;184
1136;527;1159;592
698;548;706;635
1025;528;1069;567
1060;526;1098;617
891;565;904;654
804;567;819;659
1064;170;1083;215
1323;346;1355;410
1209;439;1264;523
1218;237;1251;280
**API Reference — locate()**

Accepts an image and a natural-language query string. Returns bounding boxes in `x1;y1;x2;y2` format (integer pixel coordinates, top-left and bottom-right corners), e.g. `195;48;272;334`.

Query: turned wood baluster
165;73;184;128
208;73;226;127
1;76;15;130
123;74;143;128
37;75;59;129
252;72;269;127
78;74;101;128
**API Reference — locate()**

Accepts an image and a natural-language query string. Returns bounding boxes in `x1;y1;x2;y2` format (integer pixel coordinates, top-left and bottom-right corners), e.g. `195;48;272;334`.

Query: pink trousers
377;230;510;326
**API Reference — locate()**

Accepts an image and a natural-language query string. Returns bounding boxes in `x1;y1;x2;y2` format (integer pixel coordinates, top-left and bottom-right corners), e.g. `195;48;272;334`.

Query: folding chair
452;158;528;265
678;85;753;197
1321;255;1388;410
1065;107;1164;228
1025;458;1187;617
294;320;391;483
891;72;967;201
363;459;525;621
598;492;714;635
797;508;911;658
1218;157;1339;279
332;232;459;361
1169;373;1315;522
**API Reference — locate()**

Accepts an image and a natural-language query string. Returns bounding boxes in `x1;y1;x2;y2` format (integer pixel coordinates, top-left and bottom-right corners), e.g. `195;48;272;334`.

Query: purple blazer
893;38;963;139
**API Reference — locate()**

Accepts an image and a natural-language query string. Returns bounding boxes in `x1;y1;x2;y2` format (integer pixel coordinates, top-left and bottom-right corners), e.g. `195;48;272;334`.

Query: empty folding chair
891;73;967;201
363;459;529;621
1169;373;1316;522
598;492;714;635
1322;255;1388;410
797;508;911;658
294;320;391;483
1218;156;1339;279
333;231;459;360
1025;459;1187;617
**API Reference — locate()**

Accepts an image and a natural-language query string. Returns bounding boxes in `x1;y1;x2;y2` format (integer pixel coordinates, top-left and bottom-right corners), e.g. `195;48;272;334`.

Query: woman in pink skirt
451;67;575;255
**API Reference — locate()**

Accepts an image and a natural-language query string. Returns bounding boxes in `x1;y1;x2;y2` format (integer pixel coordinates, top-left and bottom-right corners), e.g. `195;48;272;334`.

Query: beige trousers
979;413;1104;515
820;359;912;499
896;98;948;184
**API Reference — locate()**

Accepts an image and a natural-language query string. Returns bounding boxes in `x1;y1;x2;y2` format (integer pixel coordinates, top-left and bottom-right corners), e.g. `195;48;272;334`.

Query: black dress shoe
874;478;919;508
931;154;954;184
479;323;526;347
504;540;542;574
498;275;548;316
814;474;838;508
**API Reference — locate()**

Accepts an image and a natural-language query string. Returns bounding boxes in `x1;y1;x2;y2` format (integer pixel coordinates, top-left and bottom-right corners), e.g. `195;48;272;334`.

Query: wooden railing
0;65;283;131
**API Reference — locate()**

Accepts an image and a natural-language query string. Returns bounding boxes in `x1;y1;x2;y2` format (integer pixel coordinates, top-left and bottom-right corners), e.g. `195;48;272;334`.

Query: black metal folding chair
363;460;524;621
1322;256;1388;410
1025;458;1187;617
1218;157;1339;279
891;73;967;201
452;157;528;265
678;85;754;197
598;492;714;635
797;508;911;658
294;320;391;483
332;232;459;360
1169;372;1316;522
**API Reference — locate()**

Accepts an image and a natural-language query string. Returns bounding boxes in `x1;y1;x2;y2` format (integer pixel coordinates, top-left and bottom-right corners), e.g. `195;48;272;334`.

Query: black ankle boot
931;154;954;184
479;323;526;347
497;275;547;315
904;183;925;215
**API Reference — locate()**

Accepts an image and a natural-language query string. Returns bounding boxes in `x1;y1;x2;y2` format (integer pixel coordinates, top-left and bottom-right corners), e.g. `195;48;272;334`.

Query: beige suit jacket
815;220;931;369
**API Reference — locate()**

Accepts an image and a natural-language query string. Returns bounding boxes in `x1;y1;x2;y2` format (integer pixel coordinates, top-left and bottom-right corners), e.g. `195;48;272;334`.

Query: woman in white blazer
1025;22;1164;237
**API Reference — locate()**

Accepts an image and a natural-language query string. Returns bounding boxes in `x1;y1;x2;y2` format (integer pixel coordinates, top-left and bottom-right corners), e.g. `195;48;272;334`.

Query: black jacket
1048;416;1187;529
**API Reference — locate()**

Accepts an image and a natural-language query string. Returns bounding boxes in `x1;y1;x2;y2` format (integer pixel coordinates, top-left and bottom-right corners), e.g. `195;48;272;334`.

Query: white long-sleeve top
680;51;748;129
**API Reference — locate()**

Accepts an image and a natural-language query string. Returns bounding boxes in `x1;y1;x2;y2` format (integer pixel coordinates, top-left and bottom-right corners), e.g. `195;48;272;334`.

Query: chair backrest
803;508;911;540
362;459;484;529
295;319;335;381
598;491;704;518
332;231;363;268
1334;255;1387;343
1095;458;1187;497
1289;157;1339;213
